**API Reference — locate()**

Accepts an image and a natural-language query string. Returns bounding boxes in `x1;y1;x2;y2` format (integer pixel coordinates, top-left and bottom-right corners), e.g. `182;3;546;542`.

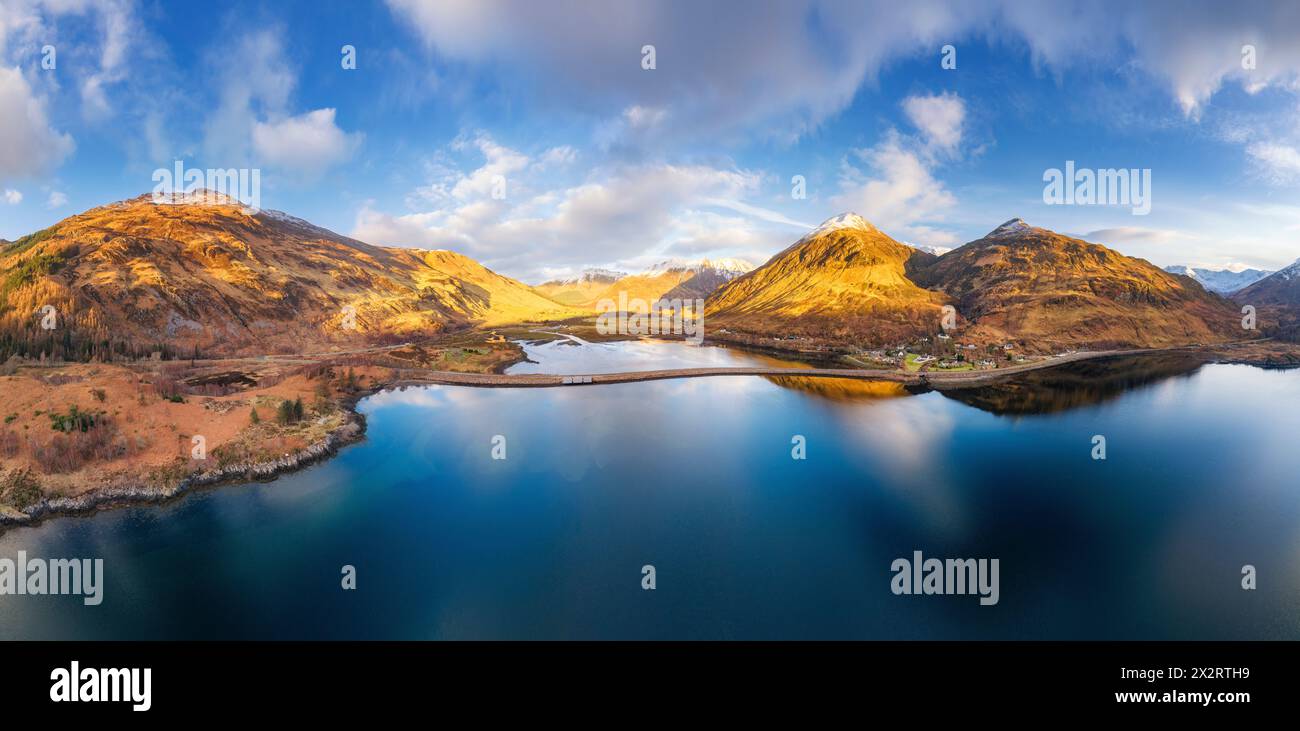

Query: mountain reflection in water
933;353;1212;415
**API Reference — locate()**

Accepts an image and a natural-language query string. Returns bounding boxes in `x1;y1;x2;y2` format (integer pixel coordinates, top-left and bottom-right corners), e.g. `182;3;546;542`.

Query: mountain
590;258;754;307
912;243;952;256
1232;259;1300;340
705;213;949;345
0;193;579;358
534;268;627;306
1234;258;1300;303
1162;265;1273;294
913;219;1243;349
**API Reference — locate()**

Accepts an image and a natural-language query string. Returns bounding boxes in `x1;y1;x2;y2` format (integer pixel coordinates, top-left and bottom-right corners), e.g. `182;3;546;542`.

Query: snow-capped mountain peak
987;218;1031;237
1277;258;1300;282
553;267;627;285
1163;264;1276;294
642;257;754;277
912;243;953;256
806;212;876;238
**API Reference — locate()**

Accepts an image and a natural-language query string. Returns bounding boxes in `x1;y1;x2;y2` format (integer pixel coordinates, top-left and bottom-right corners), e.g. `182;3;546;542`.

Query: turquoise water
1;345;1298;639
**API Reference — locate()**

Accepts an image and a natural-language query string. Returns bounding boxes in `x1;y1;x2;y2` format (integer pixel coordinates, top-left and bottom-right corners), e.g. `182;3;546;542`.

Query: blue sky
2;0;1299;282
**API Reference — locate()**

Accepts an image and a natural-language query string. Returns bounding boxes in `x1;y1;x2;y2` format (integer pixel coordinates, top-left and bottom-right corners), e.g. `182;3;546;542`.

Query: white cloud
385;0;981;140
252;108;362;176
76;0;138;118
385;0;1300;138
202;31;361;177
903;92;965;152
538;145;577;167
203;30;296;165
623;105;667;130
351;133;790;281
1246;142;1300;183
831;136;959;246
831;92;971;248
3;188;21;204
699;198;814;229
45;189;66;208
0;66;74;181
1082;227;1184;245
0;0;142;119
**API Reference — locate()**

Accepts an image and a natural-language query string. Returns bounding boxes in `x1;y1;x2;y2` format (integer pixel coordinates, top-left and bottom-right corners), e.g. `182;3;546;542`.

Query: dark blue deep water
1;344;1297;639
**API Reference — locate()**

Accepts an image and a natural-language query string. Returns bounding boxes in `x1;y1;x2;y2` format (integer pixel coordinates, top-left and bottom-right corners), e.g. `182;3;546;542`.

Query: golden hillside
706;214;950;345
913;219;1244;349
0;194;579;358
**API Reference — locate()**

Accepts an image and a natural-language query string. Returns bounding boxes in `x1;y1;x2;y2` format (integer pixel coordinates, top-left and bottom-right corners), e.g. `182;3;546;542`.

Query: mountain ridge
0;193;580;359
708;213;1246;351
1162;264;1273;294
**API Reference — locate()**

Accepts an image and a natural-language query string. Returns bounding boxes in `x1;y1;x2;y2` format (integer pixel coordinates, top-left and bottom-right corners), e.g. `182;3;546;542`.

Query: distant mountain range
534;268;627;306
1162;265;1273;294
2;196;1291;359
536;258;753;308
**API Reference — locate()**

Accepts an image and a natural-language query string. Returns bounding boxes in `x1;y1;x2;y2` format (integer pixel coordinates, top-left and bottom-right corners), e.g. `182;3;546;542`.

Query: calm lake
1;342;1297;639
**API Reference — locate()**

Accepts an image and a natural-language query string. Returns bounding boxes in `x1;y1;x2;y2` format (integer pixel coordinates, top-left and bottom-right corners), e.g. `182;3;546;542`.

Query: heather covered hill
911;219;1244;350
0;193;579;359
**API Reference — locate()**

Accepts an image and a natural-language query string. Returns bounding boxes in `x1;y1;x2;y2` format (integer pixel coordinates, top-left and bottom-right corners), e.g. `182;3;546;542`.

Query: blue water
1;345;1297;639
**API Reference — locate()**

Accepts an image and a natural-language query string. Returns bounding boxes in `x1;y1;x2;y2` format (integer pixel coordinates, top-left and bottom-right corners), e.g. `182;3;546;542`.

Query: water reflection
763;375;911;402
936;353;1211;415
2;343;1298;640
507;336;811;374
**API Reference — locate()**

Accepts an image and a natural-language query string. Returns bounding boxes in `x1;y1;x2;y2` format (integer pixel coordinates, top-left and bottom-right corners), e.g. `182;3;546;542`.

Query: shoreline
1;338;1292;534
0;398;370;533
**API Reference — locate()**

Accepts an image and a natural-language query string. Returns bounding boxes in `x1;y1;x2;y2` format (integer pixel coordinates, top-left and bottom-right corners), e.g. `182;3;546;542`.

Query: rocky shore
0;410;365;531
